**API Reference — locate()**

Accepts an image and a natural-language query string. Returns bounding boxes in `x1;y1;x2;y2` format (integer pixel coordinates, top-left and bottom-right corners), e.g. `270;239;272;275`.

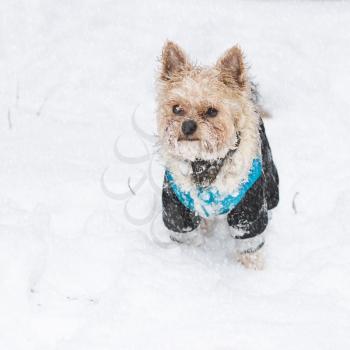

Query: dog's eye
205;107;218;117
172;105;185;116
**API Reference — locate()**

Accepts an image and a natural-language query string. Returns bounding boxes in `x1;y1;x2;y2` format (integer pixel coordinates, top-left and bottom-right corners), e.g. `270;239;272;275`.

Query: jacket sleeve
227;175;268;253
259;120;279;210
162;175;201;233
227;118;279;254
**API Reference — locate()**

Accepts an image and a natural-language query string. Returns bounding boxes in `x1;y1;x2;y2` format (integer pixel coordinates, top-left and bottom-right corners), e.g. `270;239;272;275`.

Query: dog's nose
182;120;197;136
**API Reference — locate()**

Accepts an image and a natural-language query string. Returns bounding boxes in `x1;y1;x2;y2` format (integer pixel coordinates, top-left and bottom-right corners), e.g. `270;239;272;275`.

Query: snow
0;0;350;349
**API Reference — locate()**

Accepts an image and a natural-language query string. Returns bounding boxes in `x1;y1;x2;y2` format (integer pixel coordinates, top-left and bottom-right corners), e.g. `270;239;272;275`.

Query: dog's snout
181;120;197;136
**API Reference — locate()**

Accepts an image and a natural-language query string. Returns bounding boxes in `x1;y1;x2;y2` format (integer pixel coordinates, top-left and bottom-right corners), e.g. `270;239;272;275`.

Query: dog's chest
165;157;262;218
190;155;229;187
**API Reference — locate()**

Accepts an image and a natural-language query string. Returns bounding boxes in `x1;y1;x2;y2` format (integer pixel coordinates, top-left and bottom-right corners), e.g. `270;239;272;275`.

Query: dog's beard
175;140;202;160
162;129;236;161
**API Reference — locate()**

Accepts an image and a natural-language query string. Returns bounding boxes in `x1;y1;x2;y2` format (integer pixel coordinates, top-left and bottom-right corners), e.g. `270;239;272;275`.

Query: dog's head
156;41;253;161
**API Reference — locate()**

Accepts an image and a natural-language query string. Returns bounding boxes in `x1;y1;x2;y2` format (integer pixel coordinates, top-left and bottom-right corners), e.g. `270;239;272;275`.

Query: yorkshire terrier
156;41;279;269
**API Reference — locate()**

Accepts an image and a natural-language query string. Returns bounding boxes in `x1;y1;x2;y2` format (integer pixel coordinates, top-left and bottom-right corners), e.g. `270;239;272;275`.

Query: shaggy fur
156;41;277;269
156;42;260;195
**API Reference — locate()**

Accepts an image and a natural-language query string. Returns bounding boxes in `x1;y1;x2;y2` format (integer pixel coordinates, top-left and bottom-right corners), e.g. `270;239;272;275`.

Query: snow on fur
0;1;349;349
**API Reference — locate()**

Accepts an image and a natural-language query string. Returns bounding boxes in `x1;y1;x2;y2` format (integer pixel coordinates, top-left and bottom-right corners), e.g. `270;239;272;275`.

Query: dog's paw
236;250;265;270
170;231;204;246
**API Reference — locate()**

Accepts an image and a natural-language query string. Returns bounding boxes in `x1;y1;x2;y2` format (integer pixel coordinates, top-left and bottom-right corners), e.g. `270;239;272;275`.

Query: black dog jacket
162;119;279;253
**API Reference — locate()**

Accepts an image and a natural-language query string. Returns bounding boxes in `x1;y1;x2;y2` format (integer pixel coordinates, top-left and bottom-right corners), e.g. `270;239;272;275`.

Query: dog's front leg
234;234;265;270
227;176;268;270
169;229;204;246
162;176;203;246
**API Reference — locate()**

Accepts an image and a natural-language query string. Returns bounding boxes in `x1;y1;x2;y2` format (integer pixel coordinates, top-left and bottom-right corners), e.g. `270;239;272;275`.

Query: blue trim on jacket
165;158;262;218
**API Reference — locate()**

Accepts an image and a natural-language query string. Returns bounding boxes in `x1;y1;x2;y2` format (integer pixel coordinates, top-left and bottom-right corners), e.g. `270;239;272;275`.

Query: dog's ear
160;41;190;81
216;46;247;89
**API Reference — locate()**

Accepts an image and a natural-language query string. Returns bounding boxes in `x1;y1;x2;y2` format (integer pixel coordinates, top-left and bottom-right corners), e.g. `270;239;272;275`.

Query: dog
156;41;279;269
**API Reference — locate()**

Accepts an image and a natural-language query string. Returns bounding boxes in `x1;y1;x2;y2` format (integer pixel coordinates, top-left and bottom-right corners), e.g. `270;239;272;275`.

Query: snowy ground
0;0;350;349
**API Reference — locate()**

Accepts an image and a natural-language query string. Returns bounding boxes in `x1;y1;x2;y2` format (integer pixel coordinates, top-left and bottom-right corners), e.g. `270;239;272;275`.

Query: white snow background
0;1;350;349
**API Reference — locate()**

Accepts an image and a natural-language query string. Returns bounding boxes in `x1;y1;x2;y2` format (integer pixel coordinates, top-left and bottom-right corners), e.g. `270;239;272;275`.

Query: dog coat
161;120;279;254
165;158;262;218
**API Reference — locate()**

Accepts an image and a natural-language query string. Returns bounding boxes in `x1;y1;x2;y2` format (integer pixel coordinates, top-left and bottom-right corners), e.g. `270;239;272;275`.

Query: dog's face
156;41;251;161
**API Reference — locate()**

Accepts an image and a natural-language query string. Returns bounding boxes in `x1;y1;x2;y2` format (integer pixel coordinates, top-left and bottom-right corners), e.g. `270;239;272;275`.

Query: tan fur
156;41;260;192
236;250;265;270
156;42;263;269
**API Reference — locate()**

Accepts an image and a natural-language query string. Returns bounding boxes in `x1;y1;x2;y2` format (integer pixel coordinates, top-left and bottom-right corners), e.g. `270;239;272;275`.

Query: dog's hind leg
199;218;215;237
